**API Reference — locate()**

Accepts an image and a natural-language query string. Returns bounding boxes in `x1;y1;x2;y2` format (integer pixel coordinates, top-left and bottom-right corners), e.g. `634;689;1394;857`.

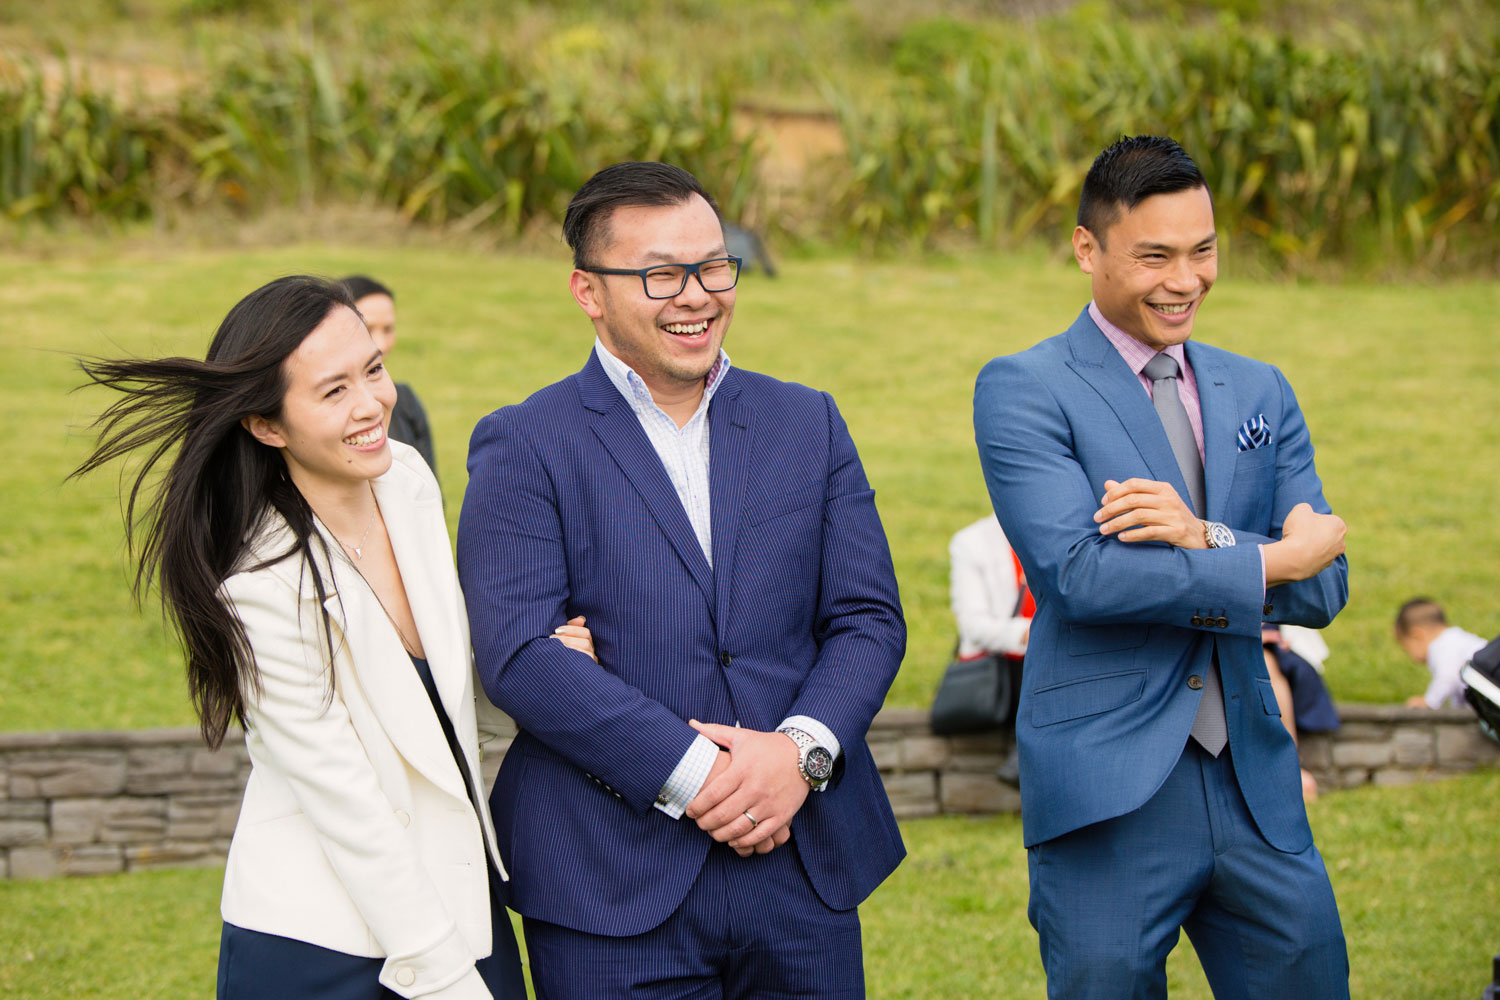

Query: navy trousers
1027;742;1349;1000
216;868;524;1000
523;840;864;999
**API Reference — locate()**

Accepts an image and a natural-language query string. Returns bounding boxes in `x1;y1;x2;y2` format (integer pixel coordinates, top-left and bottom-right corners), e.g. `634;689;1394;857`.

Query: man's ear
1072;225;1099;274
241;414;286;449
569;269;605;320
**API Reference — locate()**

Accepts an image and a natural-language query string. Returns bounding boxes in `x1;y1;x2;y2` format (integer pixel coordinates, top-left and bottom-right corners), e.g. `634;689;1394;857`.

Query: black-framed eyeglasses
583;256;743;299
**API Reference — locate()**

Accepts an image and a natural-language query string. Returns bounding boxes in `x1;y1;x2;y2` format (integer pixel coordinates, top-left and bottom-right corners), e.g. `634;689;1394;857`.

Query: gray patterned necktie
1142;352;1226;756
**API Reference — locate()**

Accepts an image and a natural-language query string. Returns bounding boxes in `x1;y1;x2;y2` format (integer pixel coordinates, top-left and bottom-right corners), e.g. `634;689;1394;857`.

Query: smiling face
243;304;397;497
1073;185;1218;351
569;193;734;412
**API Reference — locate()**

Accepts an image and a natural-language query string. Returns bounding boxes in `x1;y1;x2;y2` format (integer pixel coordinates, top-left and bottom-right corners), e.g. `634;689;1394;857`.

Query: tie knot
1143;352;1180;382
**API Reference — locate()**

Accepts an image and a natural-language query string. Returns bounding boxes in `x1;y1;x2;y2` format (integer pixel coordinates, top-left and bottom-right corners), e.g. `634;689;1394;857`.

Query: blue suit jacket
973;308;1347;852
457;352;906;937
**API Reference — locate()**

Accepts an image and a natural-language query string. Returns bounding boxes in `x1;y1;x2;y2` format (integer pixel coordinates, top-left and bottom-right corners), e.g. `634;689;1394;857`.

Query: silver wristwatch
1203;520;1237;549
778;727;834;789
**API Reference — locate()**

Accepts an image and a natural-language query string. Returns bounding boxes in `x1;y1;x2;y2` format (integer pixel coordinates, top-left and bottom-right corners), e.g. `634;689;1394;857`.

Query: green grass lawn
2;242;1497;729
4;767;1498;998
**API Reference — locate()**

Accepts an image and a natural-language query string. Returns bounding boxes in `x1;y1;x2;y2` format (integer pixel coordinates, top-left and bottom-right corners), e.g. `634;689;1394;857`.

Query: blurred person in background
1396;597;1487;709
949;511;1034;784
343;275;438;479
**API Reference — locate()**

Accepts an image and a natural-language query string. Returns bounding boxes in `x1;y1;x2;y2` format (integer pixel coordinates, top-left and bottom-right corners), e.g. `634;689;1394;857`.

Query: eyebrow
312;350;383;391
1133;233;1218;252
636;244;729;265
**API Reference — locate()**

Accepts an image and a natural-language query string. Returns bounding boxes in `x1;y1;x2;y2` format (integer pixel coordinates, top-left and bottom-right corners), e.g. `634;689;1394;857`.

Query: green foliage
829;11;1500;269
1;3;1497;270
5;768;1500;996
0;66;160;222
0;33;761;232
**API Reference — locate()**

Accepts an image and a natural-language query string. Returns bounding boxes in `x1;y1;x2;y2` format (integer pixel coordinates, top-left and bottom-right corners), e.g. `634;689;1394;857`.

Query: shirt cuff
1257;543;1267;602
777;715;841;792
653;734;720;819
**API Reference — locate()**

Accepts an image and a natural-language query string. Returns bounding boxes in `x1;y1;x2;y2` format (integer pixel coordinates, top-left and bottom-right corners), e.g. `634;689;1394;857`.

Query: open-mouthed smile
343;426;385;449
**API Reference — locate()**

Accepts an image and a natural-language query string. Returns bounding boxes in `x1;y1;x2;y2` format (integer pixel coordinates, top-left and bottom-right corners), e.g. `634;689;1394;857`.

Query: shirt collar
1088;301;1189;378
593;337;732;419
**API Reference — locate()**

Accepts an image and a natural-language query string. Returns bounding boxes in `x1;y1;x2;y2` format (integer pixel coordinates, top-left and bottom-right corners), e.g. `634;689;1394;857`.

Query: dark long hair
72;275;358;749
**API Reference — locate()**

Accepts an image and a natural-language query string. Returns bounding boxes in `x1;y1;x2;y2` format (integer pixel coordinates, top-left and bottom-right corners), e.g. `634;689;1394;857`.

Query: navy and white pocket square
1237;414;1272;451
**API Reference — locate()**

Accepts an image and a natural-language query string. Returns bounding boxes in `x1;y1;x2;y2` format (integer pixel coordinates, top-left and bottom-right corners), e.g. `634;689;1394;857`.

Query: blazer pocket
1258;677;1282;716
1030;670;1146;727
1067;624;1149;657
745;481;824;527
1235;444;1276;470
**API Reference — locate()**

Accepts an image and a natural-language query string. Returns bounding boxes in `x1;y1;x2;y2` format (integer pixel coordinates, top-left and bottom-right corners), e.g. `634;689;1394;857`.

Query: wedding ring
743;810;758;828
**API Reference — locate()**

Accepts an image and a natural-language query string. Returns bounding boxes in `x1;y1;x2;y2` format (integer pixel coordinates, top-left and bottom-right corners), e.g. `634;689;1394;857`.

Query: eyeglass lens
644;258;740;297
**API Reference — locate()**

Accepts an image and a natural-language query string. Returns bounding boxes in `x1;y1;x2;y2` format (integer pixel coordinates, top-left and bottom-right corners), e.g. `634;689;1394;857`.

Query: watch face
1208;522;1236;548
805;747;835;781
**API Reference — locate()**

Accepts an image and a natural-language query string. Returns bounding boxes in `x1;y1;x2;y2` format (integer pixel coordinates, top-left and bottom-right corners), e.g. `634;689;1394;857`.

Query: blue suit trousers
522;841;864;999
1027;742;1349;1000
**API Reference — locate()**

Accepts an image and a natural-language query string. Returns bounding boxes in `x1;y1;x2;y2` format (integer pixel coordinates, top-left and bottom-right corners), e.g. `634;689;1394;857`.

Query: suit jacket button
1263;602;1274;616
1216;617;1229;628
395;810;411;827
395;968;416;988
720;651;732;667
1190;616;1204;627
1187;675;1204;690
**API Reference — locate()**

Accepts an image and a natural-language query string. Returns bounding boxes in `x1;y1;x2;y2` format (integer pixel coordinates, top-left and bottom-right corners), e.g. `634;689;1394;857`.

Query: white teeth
344;427;384;447
664;320;710;335
1153;302;1191;315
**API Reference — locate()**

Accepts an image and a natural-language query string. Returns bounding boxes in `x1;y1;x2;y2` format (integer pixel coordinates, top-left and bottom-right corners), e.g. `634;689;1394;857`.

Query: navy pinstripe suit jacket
456;351;907;937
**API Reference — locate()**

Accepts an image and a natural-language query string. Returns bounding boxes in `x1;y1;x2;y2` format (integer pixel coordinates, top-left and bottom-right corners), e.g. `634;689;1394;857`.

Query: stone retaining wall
3;704;1494;879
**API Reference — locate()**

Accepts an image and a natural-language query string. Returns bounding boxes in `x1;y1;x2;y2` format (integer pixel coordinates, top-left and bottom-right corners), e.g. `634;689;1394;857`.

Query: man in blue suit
973;136;1351;998
458;162;905;998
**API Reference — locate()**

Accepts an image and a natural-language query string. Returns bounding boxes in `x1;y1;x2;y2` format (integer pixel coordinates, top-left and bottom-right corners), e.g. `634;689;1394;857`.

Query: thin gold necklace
332;484;378;560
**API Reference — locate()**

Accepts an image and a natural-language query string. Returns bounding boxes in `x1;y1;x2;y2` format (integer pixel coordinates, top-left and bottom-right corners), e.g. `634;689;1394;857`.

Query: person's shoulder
472;370;587;438
724;366;824;401
1189;340;1281;379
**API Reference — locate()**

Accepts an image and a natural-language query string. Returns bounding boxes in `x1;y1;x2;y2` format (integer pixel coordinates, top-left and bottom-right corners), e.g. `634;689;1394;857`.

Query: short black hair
563;162;721;269
1077;135;1209;243
1395;597;1448;634
340;275;393;303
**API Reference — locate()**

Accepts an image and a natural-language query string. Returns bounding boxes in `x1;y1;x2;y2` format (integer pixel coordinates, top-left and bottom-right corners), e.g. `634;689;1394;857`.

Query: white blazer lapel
315;517;469;805
371;457;504;874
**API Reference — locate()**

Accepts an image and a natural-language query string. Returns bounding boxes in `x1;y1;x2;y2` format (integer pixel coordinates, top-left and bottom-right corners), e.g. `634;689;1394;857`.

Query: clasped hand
683;720;807;858
1094;478;1205;548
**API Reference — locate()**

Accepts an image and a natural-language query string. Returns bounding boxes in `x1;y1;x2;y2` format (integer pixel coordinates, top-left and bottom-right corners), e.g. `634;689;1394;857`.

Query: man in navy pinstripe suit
457;162;906;998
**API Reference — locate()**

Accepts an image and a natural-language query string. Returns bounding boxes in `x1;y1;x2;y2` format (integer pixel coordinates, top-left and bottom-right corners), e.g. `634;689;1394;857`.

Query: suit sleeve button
395;967;416;987
1217;617;1229;628
1190;616;1204;627
1187;675;1204;690
1263;603;1274;615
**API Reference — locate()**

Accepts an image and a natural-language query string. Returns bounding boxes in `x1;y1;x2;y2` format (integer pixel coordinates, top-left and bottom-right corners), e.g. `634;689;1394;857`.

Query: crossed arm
974;357;1347;631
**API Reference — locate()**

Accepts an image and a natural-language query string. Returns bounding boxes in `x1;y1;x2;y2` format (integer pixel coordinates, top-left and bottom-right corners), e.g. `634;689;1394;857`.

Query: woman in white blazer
76;276;591;999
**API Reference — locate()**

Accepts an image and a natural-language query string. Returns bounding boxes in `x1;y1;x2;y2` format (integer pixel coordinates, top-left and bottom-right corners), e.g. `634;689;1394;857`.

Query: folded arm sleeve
1256;367;1349;628
974;357;1266;637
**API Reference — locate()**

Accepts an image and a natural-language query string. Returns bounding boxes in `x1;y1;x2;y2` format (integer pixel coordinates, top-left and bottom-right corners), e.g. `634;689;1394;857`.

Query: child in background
1395;597;1487;709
